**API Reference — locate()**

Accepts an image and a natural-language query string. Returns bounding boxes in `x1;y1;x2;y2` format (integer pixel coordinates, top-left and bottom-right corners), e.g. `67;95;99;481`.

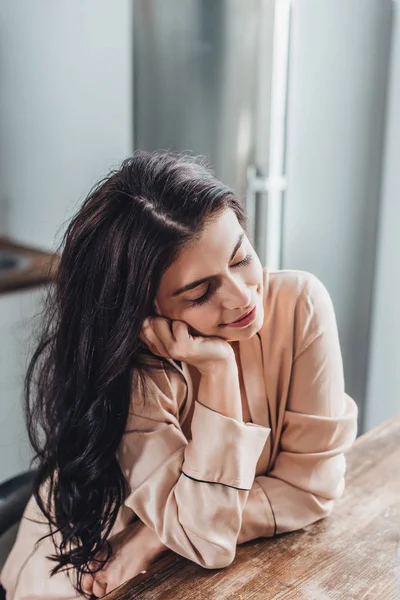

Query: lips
225;305;255;325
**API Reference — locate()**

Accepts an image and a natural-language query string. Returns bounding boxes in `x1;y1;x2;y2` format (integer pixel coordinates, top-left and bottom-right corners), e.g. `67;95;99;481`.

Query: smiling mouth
223;305;255;325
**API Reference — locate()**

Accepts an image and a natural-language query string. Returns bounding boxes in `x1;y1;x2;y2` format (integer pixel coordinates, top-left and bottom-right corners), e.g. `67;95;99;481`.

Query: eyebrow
172;232;245;297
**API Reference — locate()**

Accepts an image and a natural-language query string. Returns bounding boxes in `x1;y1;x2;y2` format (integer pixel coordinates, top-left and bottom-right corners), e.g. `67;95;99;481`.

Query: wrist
197;356;237;377
197;359;242;421
138;523;168;556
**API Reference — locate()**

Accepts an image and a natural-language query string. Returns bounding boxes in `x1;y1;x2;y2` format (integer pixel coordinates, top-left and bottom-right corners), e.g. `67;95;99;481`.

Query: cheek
181;305;220;334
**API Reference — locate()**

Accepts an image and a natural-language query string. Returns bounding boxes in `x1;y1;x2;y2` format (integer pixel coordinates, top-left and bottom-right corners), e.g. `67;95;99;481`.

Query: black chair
0;470;37;538
0;470;36;599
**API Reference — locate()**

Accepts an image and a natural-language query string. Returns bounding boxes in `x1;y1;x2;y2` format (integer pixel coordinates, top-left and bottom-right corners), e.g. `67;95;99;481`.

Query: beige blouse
0;269;359;599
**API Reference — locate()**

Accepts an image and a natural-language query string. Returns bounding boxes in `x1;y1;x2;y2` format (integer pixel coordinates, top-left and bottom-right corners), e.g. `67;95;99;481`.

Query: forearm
126;519;168;557
82;519;171;595
198;360;243;421
237;476;334;545
237;437;353;546
120;360;270;569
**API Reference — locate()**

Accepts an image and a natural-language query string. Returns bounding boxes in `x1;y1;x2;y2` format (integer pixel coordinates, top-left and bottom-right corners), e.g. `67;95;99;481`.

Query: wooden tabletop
0;236;59;294
105;413;400;600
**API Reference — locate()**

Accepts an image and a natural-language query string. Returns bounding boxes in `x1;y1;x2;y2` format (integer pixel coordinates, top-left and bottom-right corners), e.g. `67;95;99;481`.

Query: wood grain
104;413;400;600
0;236;59;294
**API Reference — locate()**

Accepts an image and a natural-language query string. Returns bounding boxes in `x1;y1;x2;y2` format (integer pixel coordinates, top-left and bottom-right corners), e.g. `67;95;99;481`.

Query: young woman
0;151;358;599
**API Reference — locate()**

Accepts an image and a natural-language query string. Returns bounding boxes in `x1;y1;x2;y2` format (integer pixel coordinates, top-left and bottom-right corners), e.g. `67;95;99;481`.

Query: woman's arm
82;519;170;597
118;360;270;570
237;274;358;543
197;359;243;420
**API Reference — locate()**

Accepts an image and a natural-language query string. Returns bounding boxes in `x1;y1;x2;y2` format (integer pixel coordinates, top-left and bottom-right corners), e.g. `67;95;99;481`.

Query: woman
0;151;358;599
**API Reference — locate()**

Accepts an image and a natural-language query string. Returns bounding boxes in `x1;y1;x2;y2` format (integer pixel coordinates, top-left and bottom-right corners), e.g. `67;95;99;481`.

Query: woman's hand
81;519;169;597
140;316;235;375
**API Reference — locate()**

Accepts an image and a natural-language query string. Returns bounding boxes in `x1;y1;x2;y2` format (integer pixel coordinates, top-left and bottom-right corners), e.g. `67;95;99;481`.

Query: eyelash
191;254;253;307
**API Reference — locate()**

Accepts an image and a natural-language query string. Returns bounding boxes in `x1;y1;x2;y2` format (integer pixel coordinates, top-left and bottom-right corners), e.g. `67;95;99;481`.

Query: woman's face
155;208;265;342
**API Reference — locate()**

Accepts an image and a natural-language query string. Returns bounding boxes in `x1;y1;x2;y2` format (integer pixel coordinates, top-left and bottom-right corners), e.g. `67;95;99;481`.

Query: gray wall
0;0;132;250
0;1;133;486
283;0;393;428
0;288;44;482
365;1;400;430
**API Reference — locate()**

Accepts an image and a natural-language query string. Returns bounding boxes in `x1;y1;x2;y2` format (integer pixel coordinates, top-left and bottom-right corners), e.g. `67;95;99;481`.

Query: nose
221;274;252;310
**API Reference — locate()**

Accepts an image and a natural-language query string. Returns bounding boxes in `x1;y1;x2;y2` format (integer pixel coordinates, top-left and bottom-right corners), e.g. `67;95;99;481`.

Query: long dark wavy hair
25;150;247;596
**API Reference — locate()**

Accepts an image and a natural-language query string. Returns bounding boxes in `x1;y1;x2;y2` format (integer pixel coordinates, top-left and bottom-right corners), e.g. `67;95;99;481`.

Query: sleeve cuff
182;400;271;490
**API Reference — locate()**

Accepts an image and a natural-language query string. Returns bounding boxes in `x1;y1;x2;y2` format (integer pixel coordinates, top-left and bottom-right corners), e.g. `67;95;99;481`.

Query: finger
92;578;107;598
171;320;191;343
140;319;162;351
139;330;148;345
81;573;94;595
141;321;170;357
151;317;175;345
145;327;170;357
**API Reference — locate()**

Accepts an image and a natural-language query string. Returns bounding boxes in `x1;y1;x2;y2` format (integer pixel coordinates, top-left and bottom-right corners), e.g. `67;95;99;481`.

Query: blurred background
0;0;399;487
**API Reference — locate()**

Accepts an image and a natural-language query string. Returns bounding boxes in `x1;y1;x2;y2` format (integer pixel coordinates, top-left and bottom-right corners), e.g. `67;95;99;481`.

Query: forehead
159;209;243;296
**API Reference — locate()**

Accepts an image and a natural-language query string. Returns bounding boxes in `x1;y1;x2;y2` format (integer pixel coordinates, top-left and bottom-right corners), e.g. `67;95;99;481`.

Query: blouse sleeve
117;363;271;568
237;273;358;543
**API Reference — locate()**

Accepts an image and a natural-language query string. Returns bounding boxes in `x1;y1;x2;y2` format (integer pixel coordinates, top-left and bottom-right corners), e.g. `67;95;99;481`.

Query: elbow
320;473;346;508
179;522;239;570
157;531;237;571
214;548;237;569
319;498;335;519
306;493;335;524
318;475;347;519
313;477;349;520
314;469;346;518
202;551;236;570
192;539;237;570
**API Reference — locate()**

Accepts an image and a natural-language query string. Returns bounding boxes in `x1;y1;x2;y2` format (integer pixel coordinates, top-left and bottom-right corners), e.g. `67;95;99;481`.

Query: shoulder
263;268;332;313
264;268;329;300
261;269;337;356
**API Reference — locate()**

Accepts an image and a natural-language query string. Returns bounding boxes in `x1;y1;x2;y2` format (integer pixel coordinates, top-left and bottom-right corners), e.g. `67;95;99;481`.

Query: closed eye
190;254;253;307
232;254;252;269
